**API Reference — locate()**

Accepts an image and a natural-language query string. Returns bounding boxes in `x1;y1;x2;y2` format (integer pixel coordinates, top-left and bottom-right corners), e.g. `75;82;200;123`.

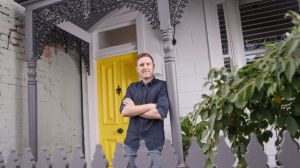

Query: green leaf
208;113;216;131
275;61;286;74
202;144;210;153
285;39;299;56
232;77;245;87
286;116;299;136
201;129;209;139
221;84;230;95
255;76;264;91
255;111;264;121
223;104;233;114
235;94;246;109
265;78;275;84
292;78;300;90
227;93;238;103
200;110;208;120
267;83;277;96
280;86;293;98
208;69;216;79
202;94;210;99
205;160;214;168
216;112;223;120
295;104;300;116
244;82;255;101
285;61;296;82
276;116;286;127
265;111;275;124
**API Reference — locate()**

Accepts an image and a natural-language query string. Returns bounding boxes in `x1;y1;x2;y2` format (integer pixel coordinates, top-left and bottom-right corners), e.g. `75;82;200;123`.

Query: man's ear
136;66;139;73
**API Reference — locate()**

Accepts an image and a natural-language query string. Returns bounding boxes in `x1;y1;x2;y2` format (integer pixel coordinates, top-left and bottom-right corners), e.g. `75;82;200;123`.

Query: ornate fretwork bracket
169;0;188;26
32;0;188;75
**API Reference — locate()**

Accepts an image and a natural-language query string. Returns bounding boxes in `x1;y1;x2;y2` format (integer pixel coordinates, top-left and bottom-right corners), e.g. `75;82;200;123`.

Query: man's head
136;53;155;81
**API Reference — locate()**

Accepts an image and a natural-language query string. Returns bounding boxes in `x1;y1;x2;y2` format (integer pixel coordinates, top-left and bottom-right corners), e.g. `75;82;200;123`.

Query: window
98;24;137;49
218;0;299;69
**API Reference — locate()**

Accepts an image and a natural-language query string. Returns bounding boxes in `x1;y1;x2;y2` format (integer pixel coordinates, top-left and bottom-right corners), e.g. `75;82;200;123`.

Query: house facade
0;0;298;166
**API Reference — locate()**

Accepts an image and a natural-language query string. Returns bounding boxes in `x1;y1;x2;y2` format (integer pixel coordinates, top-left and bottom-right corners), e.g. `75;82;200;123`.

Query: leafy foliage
180;12;300;167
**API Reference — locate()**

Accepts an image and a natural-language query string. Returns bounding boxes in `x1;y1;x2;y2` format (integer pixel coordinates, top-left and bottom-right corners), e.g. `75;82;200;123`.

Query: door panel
97;53;138;167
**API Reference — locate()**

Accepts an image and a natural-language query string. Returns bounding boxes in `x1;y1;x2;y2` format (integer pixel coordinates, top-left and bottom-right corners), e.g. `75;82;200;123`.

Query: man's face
136;57;155;80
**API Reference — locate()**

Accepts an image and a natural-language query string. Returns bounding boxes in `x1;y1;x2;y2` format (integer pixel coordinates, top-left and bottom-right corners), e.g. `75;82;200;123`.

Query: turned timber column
25;8;38;159
27;58;38;159
157;0;184;167
161;28;185;168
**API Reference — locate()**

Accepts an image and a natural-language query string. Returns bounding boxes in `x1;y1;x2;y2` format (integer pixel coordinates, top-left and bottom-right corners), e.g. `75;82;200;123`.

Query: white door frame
83;7;146;166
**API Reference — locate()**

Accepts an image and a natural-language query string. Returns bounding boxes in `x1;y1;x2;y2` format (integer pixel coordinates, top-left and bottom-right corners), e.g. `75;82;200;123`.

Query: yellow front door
97;53;139;167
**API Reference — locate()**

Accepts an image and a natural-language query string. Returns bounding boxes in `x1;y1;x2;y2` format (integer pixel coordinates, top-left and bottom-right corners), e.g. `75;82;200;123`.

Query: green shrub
181;12;300;167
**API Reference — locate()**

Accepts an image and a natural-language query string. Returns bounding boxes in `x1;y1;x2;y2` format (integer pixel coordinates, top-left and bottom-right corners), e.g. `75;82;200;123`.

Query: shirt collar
139;77;156;87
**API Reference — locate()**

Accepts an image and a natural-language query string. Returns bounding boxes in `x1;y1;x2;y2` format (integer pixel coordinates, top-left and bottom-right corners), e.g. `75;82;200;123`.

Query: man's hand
123;98;135;106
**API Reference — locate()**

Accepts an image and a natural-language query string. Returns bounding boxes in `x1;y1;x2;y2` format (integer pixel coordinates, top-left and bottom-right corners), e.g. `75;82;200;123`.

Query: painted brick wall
0;0;28;158
143;0;212;118
142;0;212;140
142;0;277;166
0;0;83;159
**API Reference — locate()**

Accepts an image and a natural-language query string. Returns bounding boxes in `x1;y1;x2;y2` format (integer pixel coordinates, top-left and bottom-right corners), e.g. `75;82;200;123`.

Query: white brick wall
0;0;82;159
143;0;277;166
0;0;28;158
143;0;212;118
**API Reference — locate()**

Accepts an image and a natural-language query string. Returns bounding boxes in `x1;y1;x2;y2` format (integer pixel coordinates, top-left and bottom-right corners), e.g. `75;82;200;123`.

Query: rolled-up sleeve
156;82;169;119
120;84;133;113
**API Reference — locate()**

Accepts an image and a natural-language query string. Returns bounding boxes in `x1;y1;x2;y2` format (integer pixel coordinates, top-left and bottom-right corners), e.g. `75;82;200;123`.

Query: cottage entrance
97;53;138;166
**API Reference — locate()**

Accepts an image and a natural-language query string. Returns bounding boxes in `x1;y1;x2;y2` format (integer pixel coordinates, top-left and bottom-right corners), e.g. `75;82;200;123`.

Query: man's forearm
139;108;162;119
121;103;156;117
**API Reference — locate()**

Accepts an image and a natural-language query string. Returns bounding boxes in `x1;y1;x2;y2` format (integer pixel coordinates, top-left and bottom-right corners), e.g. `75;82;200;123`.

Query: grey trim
25;8;38;159
20;0;62;9
158;0;185;167
223;0;246;68
27;59;38;159
17;0;43;6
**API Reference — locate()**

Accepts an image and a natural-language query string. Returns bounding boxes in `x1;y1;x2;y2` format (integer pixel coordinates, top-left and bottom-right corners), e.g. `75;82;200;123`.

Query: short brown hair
136;53;154;65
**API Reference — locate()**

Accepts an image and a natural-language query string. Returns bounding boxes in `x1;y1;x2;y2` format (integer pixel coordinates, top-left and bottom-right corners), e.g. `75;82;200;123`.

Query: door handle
116;85;122;95
117;128;124;134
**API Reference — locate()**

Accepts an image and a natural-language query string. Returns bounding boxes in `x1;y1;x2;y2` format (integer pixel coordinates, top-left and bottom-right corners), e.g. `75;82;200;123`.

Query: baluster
135;141;151;168
36;148;51;168
277;131;300;167
215;136;235;168
185;138;206;168
52;148;68;168
69;146;86;168
245;135;268;168
21;148;35;168
161;140;178;168
7;150;20;168
91;145;108;168
112;143;128;168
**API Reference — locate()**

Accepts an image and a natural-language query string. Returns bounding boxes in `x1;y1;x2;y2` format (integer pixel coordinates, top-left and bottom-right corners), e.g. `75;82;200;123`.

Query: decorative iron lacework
169;0;188;26
46;26;90;75
32;0;188;74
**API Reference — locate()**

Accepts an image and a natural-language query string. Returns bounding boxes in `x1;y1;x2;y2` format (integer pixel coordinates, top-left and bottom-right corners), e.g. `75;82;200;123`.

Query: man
120;53;169;168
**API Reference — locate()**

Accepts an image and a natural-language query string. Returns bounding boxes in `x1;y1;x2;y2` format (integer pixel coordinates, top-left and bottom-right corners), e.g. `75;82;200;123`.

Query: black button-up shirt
120;78;169;150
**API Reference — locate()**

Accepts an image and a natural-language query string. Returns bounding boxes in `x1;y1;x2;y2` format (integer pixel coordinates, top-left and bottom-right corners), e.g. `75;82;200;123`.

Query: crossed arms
121;98;162;119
